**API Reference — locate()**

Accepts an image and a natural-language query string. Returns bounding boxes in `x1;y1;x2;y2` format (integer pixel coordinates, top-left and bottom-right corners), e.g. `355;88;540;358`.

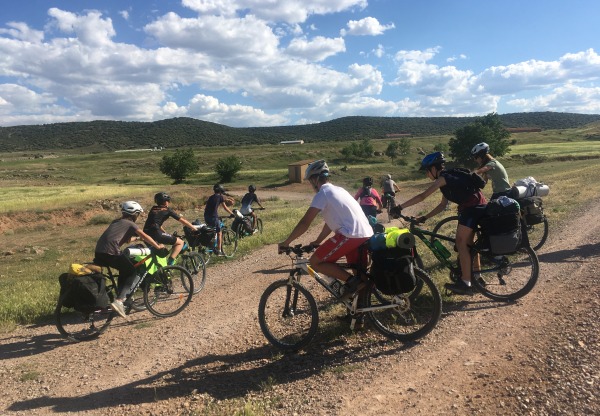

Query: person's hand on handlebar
389;205;402;219
277;243;289;254
416;216;427;224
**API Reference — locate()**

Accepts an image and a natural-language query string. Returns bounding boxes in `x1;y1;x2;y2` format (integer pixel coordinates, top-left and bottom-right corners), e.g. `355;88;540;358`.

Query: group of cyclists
94;184;265;319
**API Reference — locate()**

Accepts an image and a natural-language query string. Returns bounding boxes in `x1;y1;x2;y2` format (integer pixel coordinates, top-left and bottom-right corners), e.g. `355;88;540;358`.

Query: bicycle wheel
255;218;263;234
221;228;238;257
258;279;319;352
179;251;207;294
55;291;114;342
143;265;194;317
471;245;539;301
525;218;549;251
363;268;441;342
431;215;458;253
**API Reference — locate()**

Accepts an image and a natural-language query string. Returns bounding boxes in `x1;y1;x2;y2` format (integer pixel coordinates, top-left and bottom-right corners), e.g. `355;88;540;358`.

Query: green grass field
1;125;599;330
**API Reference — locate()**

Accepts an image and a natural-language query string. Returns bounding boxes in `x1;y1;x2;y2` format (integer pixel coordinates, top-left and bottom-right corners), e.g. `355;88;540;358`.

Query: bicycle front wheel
55;292;114;342
471;246;539;301
525;218;549;251
431;215;459;253
363;267;441;342
179;251;207;294
255;218;263;234
221;228;238;257
143;265;194;317
258;280;319;352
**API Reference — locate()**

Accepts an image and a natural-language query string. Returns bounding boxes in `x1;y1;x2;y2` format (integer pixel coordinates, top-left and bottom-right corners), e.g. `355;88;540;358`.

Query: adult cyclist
279;160;373;300
471;142;514;199
381;174;400;209
391;152;487;295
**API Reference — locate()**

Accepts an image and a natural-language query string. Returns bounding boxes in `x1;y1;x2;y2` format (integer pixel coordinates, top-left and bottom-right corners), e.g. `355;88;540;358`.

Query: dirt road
1;197;598;415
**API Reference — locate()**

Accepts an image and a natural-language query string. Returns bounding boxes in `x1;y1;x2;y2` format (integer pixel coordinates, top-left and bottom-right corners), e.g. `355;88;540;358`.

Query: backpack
479;198;522;255
59;272;110;312
439;168;486;204
360;186;373;199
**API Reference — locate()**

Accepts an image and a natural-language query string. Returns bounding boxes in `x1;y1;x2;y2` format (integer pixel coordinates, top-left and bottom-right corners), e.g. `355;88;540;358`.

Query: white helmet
121;201;143;215
386;174;392;179
471;142;490;156
304;159;329;180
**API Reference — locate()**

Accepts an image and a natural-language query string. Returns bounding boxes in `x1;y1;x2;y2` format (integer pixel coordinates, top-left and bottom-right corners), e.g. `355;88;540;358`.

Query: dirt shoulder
0;198;598;415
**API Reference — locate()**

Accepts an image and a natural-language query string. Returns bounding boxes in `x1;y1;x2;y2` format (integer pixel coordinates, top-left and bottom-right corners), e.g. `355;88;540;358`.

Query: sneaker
339;276;366;301
444;280;474;296
110;300;128;319
252;228;258;234
215;251;226;257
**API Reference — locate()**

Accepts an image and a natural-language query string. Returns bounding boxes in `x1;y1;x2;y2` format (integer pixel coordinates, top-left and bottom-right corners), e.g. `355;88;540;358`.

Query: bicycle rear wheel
525;218;549;251
471;246;539;301
221;228;238;257
55;291;114;342
179;251;207;294
143;265;194;317
258;279;319;352
363;268;441;342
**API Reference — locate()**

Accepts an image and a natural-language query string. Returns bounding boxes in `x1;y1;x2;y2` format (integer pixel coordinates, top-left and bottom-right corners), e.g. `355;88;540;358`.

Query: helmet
304;159;329;180
121;201;143;215
248;184;256;192
386;174;392;179
154;192;171;204
363;177;373;186
471;142;490;157
420;152;446;171
213;184;225;193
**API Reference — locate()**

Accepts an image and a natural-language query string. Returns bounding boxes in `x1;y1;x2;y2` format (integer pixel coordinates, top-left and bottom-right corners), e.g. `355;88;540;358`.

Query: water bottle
432;239;451;259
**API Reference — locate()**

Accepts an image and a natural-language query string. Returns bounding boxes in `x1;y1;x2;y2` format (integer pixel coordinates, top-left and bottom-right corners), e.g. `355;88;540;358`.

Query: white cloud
341;17;395;36
507;83;600;113
46;8;116;47
0;21;44;43
285;36;345;62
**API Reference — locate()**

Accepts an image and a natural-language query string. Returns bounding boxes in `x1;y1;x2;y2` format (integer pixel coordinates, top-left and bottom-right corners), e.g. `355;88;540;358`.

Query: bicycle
55;247;194;342
257;244;442;352
382;193;396;223
431;203;549;251
232;208;264;238
184;217;238;265
396;213;539;302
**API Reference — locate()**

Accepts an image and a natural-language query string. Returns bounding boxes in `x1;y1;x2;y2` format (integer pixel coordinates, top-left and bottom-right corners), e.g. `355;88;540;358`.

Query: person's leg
455;224;475;283
169;237;184;263
310;235;367;282
251;212;257;229
112;254;137;300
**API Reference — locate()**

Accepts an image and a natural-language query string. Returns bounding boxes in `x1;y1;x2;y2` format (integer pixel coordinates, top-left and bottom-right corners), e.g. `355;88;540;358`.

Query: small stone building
287;160;313;183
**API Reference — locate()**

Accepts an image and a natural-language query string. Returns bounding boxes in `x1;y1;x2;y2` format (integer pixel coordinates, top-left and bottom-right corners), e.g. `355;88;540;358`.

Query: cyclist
391;152;487;295
471;142;514;199
94;201;166;318
381;173;400;209
354;176;383;219
240;184;265;232
204;184;235;256
143;192;198;265
279;160;373;300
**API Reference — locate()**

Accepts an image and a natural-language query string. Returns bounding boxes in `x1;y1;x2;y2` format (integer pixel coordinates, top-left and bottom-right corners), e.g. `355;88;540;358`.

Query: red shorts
313;233;369;265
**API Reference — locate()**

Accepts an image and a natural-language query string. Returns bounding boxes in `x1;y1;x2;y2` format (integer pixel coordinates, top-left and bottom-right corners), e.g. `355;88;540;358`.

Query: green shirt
484;159;511;194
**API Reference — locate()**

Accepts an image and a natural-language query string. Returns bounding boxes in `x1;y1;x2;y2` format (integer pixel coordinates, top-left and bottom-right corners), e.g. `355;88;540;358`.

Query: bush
215;155;242;182
159;149;199;183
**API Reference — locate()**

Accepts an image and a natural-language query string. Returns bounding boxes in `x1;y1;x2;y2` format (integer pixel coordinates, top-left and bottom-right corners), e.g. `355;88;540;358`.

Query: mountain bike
382;192;396;223
396;213;539;302
431;207;549;251
55;248;194;342
232;208;264;238
183;217;238;265
258;244;442;352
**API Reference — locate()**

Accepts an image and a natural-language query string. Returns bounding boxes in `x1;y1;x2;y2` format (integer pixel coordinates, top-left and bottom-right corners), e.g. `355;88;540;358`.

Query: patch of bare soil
0;197;598;416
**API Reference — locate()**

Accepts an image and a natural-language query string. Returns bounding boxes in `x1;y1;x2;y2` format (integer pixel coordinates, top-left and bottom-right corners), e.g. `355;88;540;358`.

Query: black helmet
363;177;373;186
248;184;256;192
213;184;225;193
420;152;446;171
154;192;171;204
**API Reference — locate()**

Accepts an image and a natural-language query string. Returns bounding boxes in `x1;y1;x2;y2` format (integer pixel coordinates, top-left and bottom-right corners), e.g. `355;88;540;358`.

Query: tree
159;149;199;183
398;138;411;155
448;113;511;165
215;155;242;182
385;142;400;163
340;138;374;161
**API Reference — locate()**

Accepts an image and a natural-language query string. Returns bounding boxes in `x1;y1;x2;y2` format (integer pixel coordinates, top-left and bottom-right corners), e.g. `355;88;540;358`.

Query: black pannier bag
479;198;521;255
370;247;416;295
184;225;215;247
519;196;545;225
59;273;110;312
232;216;253;235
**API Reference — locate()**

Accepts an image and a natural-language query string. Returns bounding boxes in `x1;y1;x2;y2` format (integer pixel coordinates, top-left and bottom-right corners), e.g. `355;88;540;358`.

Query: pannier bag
519;196;545;225
370;247;416;295
231;210;253;235
59;272;110;312
479;197;521;255
184;223;215;247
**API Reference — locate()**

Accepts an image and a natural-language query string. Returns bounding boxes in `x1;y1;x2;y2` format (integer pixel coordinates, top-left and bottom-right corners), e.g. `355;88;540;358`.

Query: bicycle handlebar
279;244;318;256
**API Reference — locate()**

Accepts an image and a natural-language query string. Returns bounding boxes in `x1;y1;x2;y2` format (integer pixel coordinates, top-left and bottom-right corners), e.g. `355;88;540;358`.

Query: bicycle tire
470;245;539;301
255;218;263;234
363;267;441;342
55;290;114;342
525;217;549;251
179;251;207;294
221;228;238;257
143;265;194;317
258;279;319;352
431;215;459;252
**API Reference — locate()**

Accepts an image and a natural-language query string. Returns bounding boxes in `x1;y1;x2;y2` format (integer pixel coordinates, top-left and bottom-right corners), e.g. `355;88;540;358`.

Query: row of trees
159;150;242;184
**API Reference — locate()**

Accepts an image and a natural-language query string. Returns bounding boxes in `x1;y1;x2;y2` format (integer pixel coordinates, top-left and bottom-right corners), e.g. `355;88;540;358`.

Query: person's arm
280;207;320;248
135;229;165;250
422;196;449;221
178;217;197;230
310;223;332;247
220;201;234;216
399;176;446;210
255;195;264;209
373;190;383;210
394;183;400;192
474;165;492;175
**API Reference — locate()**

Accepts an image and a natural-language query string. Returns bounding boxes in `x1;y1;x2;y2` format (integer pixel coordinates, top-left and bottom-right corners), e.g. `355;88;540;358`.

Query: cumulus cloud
507;83;600;113
285;36;345;62
341;17;395;36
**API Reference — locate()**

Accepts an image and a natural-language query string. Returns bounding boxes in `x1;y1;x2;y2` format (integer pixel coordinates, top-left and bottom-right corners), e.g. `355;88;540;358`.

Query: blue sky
0;0;599;127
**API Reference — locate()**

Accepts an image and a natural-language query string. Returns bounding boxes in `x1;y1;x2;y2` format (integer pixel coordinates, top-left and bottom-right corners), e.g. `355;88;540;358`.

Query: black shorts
146;230;178;245
458;204;487;230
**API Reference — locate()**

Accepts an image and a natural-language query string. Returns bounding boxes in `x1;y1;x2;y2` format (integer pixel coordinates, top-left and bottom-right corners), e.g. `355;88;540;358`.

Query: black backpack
360;186;373;199
59;273;110;312
439;168;486;204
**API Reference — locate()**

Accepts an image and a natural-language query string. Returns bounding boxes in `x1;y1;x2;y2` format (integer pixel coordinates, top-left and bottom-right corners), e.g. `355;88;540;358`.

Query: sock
462;280;471;287
168;257;175;265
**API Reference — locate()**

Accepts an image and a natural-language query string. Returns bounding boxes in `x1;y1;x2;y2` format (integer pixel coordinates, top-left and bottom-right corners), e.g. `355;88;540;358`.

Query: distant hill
1;112;599;152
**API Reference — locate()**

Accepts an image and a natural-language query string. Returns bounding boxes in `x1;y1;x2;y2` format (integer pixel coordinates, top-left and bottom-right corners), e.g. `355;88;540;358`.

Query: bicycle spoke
144;266;194;317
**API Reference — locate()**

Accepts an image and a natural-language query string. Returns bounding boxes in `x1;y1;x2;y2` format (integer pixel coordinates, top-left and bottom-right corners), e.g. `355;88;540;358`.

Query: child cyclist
471;142;514;199
94;201;167;319
279;160;373;300
204;184;235;256
143;192;198;265
391;152;487;295
240;184;265;232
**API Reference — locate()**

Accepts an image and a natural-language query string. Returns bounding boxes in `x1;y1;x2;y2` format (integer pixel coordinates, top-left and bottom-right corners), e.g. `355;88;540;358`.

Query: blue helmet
420;152;446;170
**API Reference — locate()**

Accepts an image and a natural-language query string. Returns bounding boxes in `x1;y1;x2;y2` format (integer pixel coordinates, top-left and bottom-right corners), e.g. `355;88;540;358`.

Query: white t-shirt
310;183;373;238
